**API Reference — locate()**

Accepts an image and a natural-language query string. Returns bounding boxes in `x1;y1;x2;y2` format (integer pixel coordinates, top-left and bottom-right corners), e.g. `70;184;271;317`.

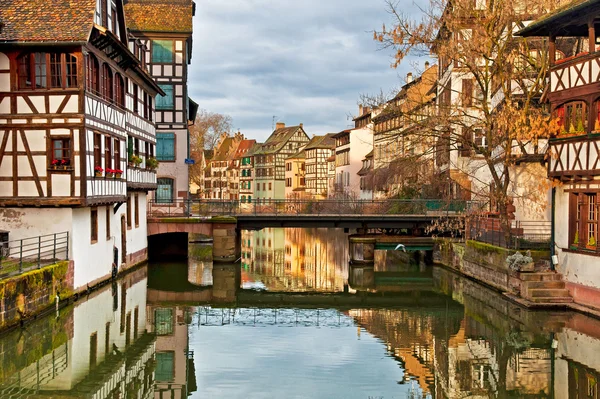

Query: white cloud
189;0;429;142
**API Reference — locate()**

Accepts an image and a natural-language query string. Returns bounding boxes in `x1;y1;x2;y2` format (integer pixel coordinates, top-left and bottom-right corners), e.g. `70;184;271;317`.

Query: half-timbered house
304;134;336;199
519;0;600;309
0;0;162;290
124;0;195;204
229;139;256;201
254;122;310;201
240;143;260;203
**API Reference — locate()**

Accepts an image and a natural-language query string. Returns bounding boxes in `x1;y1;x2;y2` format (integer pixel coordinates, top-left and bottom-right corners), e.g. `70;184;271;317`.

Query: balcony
127;167;157;190
548;133;600;180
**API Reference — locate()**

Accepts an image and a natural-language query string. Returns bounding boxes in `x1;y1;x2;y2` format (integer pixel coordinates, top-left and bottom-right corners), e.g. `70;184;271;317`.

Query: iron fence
0;232;69;279
148;199;484;218
468;217;551;250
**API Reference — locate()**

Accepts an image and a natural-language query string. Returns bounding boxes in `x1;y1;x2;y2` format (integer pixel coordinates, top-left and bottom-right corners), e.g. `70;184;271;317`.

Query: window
100;64;113;102
111;5;118;33
143;91;150;119
156;133;175;161
154;308;173;335
268;183;272;190
18;53;79;90
155;352;175;382
157;178;174;203
89;333;98;369
134;194;139;227
462;79;474;107
114;138;120;173
51;138;70;165
132;84;139;114
94;133;102;169
126;195;132;229
100;0;108;27
114;73;124;107
570;193;599;250
86;55;99;94
104;136;112;172
555;101;588;133
106;207;111;240
152;40;174;63
91;207;98;243
156;84;174;110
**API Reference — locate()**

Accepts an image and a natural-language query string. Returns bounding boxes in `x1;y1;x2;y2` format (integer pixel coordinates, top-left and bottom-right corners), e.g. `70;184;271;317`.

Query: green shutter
156;133;175;161
152;40;173;63
156;84;174;110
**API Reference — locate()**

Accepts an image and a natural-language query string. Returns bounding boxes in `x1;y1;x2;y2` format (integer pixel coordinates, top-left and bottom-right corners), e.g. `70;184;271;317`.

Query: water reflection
241;228;349;292
3;227;600;398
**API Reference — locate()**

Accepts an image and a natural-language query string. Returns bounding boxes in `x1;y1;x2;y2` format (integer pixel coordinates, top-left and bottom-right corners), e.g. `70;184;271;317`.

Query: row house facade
304;134;336;200
124;0;196;205
207;133;240;200
332;105;374;199
520;1;600;310
372;64;438;198
240;143;260;203
284;149;307;199
0;0;164;290
227;138;256;201
254;122;309;201
358;150;374;200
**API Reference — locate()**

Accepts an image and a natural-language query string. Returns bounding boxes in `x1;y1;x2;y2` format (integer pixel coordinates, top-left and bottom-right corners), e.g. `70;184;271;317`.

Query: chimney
425;61;430;69
406;72;413;83
359;104;364;116
299;123;303;128
276;122;285;130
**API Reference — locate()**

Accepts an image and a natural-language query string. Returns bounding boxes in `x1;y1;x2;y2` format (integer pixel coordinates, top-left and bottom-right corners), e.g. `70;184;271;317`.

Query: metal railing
148;198;484;218
0;232;69;279
468;217;551;250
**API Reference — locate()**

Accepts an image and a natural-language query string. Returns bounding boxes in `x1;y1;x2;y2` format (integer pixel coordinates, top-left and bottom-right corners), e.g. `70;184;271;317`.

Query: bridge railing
148;199;484;218
0;232;69;280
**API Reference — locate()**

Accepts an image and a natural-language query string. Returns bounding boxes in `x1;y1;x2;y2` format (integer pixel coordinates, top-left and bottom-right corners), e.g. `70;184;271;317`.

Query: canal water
1;227;599;398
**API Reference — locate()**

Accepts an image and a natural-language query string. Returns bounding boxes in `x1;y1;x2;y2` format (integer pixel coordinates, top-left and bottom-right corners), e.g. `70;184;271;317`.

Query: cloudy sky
189;0;428;142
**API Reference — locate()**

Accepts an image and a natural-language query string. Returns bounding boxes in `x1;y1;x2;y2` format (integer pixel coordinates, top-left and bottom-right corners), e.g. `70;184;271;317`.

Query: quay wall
0;260;74;331
434;239;550;295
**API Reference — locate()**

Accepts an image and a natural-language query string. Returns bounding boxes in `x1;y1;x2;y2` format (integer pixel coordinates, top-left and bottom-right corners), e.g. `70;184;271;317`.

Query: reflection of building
0;268;154;398
146;305;194;399
241;228;348;291
348;308;461;397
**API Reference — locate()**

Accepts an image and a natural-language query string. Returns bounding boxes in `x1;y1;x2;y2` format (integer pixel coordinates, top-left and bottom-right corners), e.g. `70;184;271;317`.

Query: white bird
395;244;406;252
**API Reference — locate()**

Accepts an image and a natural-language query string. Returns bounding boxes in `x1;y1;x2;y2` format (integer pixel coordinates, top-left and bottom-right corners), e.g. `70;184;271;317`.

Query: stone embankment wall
434;239;550;294
0;260;74;331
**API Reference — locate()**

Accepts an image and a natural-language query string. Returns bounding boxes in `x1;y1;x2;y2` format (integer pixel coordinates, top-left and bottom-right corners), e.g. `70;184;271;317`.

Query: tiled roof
517;0;595;37
256;125;306;155
244;143;263;157
304;134;336;150
233;140;257;159
211;137;233;162
287;149;306;160
124;0;194;34
0;0;96;42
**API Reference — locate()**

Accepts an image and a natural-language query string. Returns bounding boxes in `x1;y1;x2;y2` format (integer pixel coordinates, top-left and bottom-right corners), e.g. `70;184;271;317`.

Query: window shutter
462;79;473;107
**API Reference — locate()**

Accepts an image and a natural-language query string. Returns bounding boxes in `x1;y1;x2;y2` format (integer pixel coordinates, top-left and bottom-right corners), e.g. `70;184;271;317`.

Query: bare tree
189;110;233;190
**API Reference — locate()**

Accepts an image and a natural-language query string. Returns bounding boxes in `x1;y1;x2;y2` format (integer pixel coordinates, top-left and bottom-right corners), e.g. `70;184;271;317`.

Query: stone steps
520;272;563;282
529;296;574;304
520;272;573;304
526;280;566;290
528;288;571;298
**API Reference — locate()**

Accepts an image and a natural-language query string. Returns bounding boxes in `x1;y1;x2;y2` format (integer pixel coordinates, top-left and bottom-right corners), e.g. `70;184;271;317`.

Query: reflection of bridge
148;199;476;230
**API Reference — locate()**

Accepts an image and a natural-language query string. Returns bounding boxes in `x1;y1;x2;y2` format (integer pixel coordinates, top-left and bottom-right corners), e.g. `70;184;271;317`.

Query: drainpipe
551;187;556;271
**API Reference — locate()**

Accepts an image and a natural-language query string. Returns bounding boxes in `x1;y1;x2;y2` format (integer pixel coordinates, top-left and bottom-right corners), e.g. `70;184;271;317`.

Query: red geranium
94;166;103;172
51;159;60;166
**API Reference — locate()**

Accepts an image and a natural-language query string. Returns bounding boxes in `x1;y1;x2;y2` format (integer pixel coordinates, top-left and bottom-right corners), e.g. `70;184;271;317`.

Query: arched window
86;54;99;94
114;73;124;108
100;64;113;102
